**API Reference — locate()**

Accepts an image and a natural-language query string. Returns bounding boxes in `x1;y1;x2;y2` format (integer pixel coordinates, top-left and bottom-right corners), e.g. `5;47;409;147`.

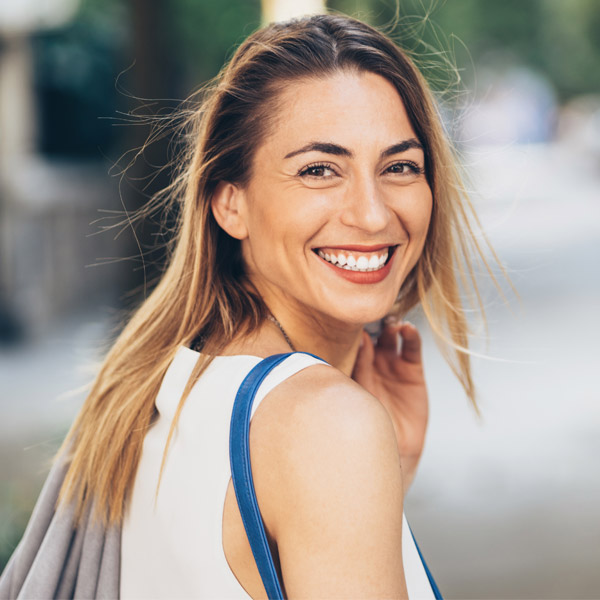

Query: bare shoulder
251;363;399;476
255;360;393;427
249;363;408;598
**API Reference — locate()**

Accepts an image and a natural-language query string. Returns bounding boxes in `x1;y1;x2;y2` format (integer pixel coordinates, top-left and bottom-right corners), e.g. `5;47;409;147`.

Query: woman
2;13;500;600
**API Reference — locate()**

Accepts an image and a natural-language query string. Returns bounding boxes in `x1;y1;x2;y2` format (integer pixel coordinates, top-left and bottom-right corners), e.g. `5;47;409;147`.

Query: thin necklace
268;314;297;352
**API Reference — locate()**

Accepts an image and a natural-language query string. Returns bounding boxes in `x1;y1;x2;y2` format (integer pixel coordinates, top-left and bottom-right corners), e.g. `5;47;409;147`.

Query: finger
352;329;375;379
376;317;402;354
399;321;422;364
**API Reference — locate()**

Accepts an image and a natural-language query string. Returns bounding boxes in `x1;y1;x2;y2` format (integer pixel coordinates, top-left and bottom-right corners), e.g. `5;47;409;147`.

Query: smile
312;244;399;284
316;247;389;272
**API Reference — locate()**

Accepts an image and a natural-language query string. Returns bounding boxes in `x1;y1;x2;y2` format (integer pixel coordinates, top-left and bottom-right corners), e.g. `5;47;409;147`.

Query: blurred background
0;0;598;597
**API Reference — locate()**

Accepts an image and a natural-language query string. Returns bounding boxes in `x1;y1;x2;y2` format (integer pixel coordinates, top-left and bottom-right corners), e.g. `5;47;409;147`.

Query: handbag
1;351;443;599
0;451;120;599
230;352;444;600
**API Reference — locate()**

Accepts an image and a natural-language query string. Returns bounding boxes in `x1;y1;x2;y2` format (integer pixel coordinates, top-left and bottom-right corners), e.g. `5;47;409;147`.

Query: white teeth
317;248;391;272
356;256;369;270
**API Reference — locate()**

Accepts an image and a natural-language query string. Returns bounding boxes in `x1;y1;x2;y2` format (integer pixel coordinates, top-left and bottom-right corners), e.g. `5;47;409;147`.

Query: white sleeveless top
121;346;436;599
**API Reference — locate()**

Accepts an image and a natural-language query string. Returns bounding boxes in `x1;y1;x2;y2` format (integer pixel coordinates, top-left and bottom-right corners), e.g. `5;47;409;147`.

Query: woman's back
121;346;436;599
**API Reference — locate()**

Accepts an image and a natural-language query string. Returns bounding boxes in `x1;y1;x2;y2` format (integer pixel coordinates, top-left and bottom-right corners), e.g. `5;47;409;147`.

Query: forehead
260;70;418;157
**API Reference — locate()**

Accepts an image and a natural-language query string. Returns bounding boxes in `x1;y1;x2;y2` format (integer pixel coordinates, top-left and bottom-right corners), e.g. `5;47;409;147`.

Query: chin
320;299;395;328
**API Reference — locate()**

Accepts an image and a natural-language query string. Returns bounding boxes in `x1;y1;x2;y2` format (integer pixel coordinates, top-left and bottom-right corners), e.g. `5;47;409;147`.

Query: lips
312;244;397;272
313;244;398;284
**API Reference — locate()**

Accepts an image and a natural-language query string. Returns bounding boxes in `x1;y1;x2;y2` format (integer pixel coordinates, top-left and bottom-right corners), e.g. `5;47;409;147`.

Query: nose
339;173;390;233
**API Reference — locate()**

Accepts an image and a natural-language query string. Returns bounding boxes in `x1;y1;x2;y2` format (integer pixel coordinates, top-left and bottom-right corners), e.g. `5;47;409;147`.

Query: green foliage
168;0;262;87
31;0;129;156
27;0;600;160
328;0;600;101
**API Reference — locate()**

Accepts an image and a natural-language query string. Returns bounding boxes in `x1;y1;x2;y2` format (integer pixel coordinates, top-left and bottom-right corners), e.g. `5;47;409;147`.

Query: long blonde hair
59;14;505;524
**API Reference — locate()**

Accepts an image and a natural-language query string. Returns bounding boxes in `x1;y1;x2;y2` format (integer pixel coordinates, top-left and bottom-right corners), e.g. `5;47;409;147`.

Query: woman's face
229;70;432;326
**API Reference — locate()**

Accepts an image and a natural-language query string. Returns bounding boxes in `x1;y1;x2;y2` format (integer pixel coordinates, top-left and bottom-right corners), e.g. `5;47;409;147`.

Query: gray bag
0;453;120;599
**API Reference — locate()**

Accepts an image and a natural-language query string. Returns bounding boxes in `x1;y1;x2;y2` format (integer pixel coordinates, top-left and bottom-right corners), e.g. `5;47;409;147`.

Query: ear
210;181;249;240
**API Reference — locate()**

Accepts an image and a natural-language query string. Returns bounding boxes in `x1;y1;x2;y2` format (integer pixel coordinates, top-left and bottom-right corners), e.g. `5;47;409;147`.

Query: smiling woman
212;71;433;334
0;13;502;600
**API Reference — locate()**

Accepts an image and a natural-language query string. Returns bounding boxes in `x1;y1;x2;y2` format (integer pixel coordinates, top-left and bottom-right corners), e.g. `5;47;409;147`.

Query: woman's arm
252;367;409;599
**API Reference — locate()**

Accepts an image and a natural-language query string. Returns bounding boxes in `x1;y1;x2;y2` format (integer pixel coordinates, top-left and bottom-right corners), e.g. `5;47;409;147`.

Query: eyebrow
283;138;423;160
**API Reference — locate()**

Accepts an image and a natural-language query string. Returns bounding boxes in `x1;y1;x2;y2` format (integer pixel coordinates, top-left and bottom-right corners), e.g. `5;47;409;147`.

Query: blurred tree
169;0;261;86
26;0;600;308
121;0;261;301
328;0;600;101
31;0;261;158
29;0;261;307
32;0;128;157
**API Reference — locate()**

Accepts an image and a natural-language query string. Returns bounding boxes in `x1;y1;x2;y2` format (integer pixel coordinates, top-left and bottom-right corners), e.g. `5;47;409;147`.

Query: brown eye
298;163;336;178
386;161;423;176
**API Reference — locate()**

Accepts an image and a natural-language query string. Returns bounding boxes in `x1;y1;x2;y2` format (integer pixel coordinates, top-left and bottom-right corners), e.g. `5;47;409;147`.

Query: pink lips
314;244;398;284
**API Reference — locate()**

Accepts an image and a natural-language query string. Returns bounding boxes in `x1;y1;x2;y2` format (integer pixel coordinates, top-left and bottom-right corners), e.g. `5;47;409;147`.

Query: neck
267;303;364;376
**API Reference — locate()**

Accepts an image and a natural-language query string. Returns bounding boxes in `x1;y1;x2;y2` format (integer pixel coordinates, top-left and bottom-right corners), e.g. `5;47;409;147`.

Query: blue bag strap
229;352;295;599
230;351;443;600
407;522;444;599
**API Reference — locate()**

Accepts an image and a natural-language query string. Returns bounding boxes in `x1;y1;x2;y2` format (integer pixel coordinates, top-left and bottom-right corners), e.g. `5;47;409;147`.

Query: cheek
248;191;330;249
241;198;314;273
398;186;433;240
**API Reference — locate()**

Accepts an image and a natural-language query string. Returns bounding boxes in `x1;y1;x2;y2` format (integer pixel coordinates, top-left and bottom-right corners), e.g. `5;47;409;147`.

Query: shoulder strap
406;523;444;599
230;352;322;599
230;352;443;600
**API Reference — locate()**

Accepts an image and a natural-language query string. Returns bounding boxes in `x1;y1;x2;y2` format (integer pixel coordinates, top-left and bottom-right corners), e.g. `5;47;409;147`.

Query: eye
298;163;337;178
384;161;424;176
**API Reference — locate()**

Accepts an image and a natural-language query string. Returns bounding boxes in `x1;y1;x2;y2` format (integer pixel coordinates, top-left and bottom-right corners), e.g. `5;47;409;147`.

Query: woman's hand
351;319;429;492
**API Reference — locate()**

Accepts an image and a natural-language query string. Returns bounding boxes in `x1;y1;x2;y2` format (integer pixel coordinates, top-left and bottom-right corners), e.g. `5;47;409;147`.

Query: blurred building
0;0;129;342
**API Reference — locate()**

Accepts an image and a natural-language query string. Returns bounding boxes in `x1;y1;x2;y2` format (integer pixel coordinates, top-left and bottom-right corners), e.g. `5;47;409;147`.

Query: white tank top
121;346;435;599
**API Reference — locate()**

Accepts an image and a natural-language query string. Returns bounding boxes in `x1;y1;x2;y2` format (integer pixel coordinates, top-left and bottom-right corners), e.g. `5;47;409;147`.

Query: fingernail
384;315;399;326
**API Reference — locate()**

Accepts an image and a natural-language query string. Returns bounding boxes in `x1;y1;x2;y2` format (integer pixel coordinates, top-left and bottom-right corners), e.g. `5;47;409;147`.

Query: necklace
268;314;297;352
